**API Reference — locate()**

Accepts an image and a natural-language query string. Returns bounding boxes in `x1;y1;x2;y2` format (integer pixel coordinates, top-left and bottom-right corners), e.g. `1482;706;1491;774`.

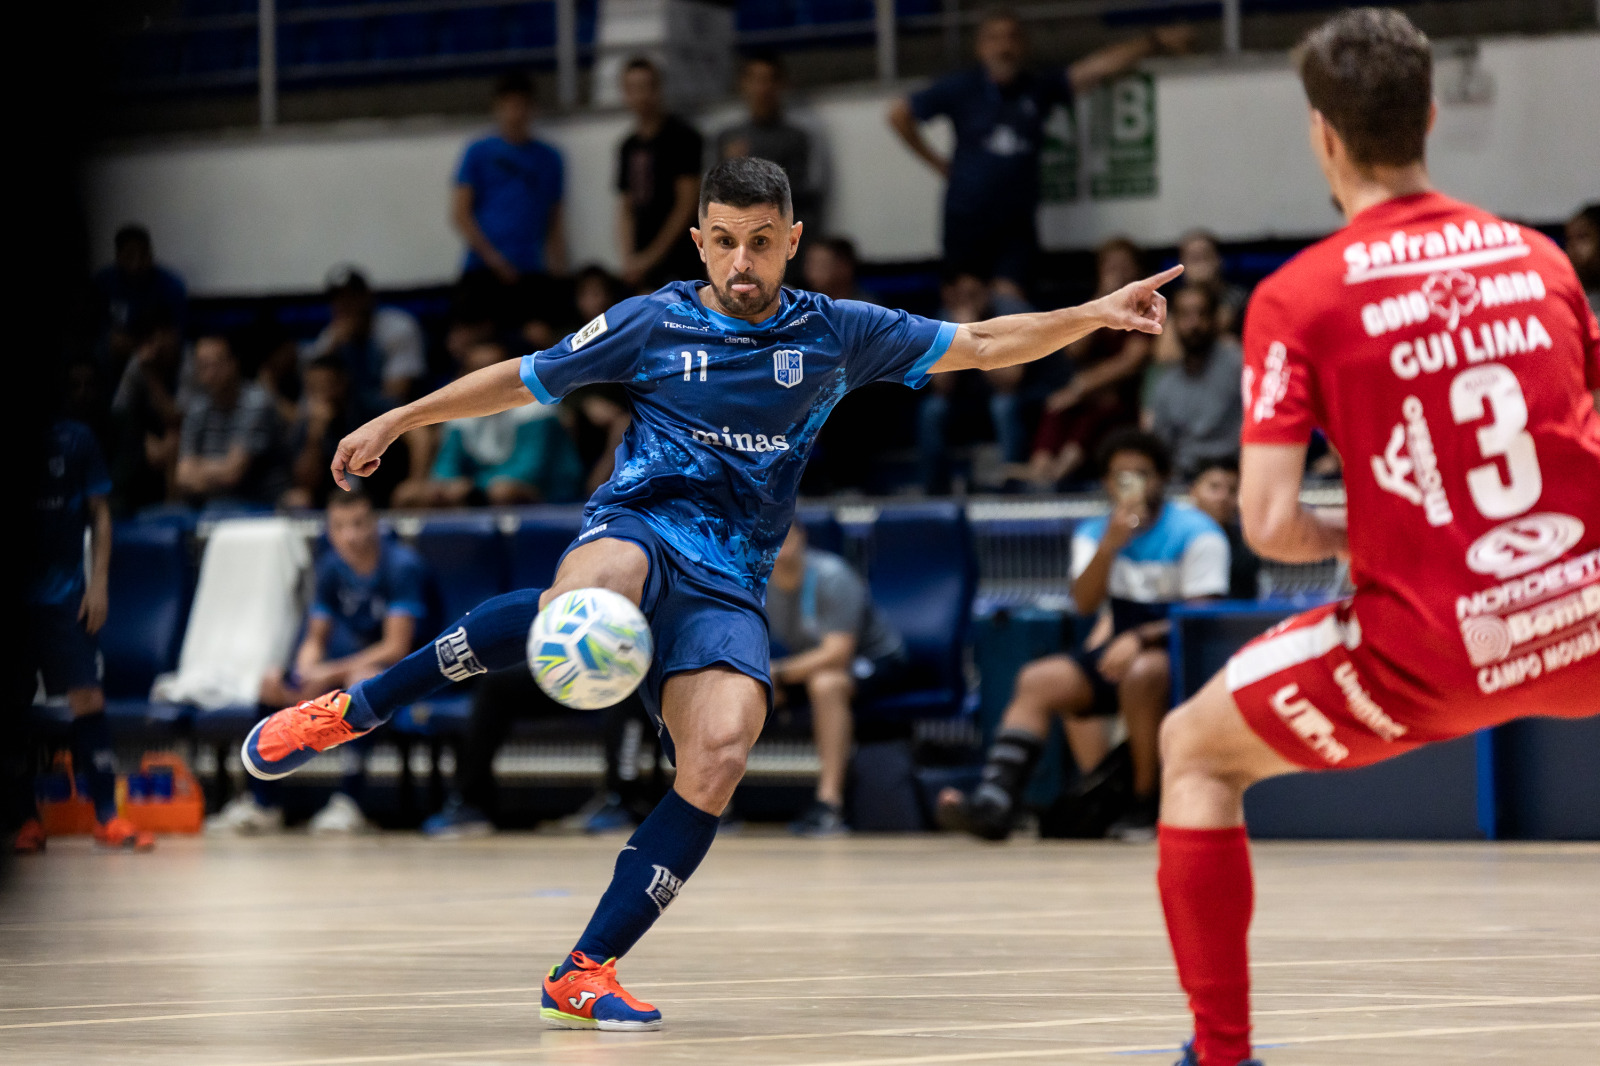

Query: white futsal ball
527;588;653;710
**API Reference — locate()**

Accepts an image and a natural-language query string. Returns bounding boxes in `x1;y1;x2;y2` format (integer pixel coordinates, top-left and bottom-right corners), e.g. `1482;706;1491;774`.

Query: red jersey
1237;191;1600;753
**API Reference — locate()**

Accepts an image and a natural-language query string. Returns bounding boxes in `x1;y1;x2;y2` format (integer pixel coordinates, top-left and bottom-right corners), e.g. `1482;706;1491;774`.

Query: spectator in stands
573;264;627;327
616;57;703;290
91;223;186;381
1566;203;1600;317
14;419;154;853
1145;284;1244;480
802;236;867;302
252;319;303;429
921;271;1033;492
717;54;823;228
390;340;581;507
889;11;1190;296
1028;238;1151;488
939;430;1228;842
282;356;357;510
108;312;187;515
767;521;908;837
213;490;430;835
1175;229;1247;333
175;335;286;507
570;385;634;496
451;71;568;335
301;268;424;420
1187;456;1259;601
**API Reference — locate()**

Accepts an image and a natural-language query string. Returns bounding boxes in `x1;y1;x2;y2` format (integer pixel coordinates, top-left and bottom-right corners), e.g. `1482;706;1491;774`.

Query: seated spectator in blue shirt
767;521;909;837
939;430;1228;843
451;71;568;335
218;491;431;835
16;420;154;852
92;224;187;380
889;12;1190;295
391;341;582;507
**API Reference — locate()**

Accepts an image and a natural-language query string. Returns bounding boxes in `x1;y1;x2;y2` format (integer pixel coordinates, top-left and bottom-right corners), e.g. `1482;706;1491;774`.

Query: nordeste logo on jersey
1465;513;1585;579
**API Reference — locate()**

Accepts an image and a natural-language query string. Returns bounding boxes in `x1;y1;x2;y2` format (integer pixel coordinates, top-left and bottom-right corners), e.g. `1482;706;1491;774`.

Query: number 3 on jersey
682;350;708;382
1449;364;1542;519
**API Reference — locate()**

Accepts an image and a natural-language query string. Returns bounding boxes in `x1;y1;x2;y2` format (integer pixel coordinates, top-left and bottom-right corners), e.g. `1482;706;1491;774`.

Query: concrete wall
85;33;1599;295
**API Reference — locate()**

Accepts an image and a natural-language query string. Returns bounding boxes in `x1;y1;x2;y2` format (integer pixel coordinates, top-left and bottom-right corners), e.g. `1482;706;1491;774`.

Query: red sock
1157;824;1254;1066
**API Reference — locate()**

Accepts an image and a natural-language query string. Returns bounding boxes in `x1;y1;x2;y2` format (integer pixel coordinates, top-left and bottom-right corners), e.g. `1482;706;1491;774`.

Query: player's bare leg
540;537;649;611
1156;671;1298;1065
1118;648;1170;800
660;666;767;815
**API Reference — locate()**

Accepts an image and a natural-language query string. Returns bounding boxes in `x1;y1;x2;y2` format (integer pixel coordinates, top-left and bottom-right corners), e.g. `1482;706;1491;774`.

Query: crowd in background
62;10;1600;523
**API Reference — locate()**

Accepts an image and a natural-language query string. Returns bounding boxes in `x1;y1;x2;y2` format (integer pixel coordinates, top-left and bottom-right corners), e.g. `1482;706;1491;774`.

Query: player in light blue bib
244;157;1180;1030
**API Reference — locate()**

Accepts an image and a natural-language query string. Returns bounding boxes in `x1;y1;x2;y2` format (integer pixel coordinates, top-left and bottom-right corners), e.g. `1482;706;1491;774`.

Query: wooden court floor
2;833;1596;1065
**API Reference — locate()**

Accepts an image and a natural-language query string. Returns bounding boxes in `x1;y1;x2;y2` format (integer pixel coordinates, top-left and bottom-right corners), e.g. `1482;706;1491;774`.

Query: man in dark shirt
717;55;821;229
91;224;187;380
1188;456;1260;601
1146;284;1244;480
889;11;1189;294
616;57;703;291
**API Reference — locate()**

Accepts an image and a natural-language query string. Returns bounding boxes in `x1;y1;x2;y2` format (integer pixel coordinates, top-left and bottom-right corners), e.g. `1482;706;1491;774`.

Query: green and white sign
1087;72;1158;200
1039;103;1080;203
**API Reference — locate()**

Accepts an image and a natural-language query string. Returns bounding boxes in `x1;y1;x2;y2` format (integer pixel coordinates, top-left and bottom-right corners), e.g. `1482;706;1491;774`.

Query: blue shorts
560;511;772;763
30;602;103;696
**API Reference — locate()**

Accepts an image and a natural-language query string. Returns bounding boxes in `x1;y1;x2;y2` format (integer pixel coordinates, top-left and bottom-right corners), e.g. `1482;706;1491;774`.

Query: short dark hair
1097;236;1143;272
815;236;858;269
699;157;791;218
1191;454;1240;480
1178;228;1220;253
741;52;784;78
327;487;372;511
1297;8;1432;168
114;224;151;253
623;56;658;79
1175;281;1220;318
1097;427;1173;480
1576;203;1600;229
493;70;534;99
977;5;1021;30
305;353;347;376
325;264;370;297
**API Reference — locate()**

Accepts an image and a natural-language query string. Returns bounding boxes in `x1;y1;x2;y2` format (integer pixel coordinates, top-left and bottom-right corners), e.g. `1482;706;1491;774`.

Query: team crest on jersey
571;313;608;350
773;348;804;388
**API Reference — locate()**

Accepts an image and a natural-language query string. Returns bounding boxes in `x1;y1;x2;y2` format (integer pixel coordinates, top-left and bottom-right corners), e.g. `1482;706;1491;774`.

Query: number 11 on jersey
682;351;708;382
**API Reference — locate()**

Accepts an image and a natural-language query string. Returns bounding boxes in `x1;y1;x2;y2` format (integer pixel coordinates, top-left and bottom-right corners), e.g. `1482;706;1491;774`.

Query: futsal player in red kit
1156;10;1600;1065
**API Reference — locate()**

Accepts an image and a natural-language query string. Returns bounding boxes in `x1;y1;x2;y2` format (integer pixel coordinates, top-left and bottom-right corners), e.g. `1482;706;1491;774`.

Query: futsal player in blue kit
244;158;1180;1030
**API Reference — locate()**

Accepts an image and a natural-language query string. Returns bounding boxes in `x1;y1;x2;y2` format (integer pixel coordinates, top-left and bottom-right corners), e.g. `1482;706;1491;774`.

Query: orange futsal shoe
94;816;155;850
13;818;46;854
541;952;663;1031
243;691;370;781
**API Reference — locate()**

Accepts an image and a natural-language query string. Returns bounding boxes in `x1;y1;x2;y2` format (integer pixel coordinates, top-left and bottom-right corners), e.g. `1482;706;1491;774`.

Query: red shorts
1226;600;1600;771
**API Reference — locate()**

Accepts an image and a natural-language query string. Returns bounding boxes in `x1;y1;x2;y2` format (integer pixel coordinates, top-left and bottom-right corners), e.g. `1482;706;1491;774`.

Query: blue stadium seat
101;522;195;703
796;506;844;556
369;13;435;61
859;502;976;719
408;514;510;624
507;509;584;590
435;8;503;55
504;2;556;49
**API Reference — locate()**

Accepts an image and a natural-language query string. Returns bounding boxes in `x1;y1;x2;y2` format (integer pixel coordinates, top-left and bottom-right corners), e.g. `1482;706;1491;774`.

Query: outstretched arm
332;359;531;490
932;265;1182;375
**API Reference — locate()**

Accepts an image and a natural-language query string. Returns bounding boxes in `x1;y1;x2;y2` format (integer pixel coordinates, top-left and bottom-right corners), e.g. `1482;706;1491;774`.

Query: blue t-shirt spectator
455;135;565;274
909;67;1073;223
93;262;187;344
309;540;430;659
33;421;112;606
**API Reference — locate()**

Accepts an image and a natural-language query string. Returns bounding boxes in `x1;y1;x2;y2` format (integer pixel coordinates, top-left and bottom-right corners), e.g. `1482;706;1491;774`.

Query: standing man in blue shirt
244;158;1180;1030
18;420;154;853
889;11;1190;297
451;71;567;332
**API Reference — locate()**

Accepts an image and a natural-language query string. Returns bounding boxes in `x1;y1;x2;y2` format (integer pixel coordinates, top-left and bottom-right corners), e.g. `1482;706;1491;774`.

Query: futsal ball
527;588;653;710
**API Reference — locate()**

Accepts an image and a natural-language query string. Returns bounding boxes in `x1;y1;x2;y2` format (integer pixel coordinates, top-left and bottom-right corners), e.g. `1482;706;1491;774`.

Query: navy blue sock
69;711;118;823
345;588;544;729
566;788;720;967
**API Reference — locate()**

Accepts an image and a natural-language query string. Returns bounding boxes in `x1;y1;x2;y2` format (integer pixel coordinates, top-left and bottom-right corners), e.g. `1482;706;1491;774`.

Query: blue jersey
309;541;430;654
521;282;957;593
33;420;112;606
1070;502;1230;633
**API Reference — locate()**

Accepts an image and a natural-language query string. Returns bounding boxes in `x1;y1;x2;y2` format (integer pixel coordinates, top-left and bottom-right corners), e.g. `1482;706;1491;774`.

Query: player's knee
1124;649;1171;691
1017;656;1075;700
806;668;854;704
1158;701;1207;777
